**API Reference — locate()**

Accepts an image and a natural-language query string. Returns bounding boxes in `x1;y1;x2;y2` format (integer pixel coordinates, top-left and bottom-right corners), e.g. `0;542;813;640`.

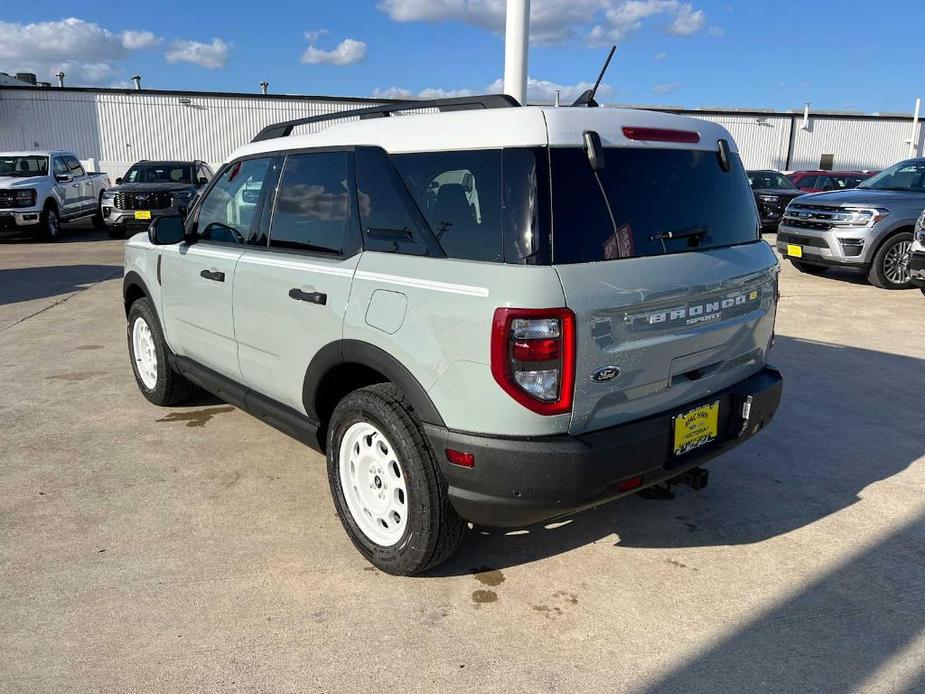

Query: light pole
503;0;530;105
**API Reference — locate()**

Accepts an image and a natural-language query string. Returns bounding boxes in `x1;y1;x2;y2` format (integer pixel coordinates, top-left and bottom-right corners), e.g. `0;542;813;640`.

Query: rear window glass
549;147;759;264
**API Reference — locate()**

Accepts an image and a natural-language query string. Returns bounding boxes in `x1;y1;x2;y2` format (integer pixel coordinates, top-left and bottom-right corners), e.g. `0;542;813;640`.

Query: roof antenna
571;45;616;108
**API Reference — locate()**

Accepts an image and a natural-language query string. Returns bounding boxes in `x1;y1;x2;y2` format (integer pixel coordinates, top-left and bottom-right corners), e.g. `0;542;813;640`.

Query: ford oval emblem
591;366;621;383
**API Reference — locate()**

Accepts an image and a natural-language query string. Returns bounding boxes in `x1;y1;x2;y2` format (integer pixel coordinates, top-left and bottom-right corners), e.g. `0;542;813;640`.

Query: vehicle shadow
0;265;122;305
431;335;924;575
638;508;925;693
0;222;115;244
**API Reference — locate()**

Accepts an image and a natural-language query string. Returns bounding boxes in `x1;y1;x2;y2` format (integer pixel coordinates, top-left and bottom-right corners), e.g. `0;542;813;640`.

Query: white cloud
304;29;330;44
378;0;708;45
166;38;231;69
653;82;681;94
374;76;614;104
708;25;725;36
301;37;367;66
0;17;161;85
667;4;705;35
654;51;668;60
121;30;160;50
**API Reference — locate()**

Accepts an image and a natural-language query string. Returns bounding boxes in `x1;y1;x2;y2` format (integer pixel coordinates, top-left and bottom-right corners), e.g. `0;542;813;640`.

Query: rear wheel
91;195;104;228
868;232;913;289
127;297;193;406
327;383;464;575
790;259;829;275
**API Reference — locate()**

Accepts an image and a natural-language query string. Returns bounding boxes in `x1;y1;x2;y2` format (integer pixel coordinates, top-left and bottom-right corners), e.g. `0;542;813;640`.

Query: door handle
289;288;327;305
200;269;225;282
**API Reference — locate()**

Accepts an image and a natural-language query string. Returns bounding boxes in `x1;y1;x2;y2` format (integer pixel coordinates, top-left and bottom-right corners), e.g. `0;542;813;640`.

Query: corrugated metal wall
0;88;383;178
1;87;922;177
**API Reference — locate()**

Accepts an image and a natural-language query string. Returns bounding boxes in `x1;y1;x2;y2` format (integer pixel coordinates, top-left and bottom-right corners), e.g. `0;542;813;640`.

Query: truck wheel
327;383;464;575
127;297;193;406
790;260;829;275
868;232;913;289
91;195;104;228
39;203;62;241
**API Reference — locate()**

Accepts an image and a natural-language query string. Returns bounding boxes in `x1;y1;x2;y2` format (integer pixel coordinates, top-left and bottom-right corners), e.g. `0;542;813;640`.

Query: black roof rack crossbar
251;94;519;142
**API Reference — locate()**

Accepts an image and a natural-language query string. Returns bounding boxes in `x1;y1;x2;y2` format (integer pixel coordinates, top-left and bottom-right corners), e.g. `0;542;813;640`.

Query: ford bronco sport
123;96;783;575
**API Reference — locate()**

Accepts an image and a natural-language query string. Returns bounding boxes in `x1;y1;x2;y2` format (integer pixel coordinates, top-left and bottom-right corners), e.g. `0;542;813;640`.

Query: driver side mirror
115;177;123;185
55;173;72;183
197;176;208;185
148;215;186;245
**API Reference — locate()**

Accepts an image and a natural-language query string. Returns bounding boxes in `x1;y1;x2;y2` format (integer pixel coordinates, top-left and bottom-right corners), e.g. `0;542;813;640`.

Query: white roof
230;106;738;162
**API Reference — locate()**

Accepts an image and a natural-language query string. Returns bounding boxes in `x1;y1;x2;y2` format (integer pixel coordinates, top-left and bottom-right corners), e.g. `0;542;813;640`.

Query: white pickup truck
0;150;110;240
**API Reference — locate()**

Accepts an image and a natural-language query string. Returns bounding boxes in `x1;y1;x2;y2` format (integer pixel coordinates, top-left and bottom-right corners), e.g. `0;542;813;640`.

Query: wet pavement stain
471;589;497;604
470;566;505;587
75;344;103;350
157;406;235;428
45;371;106;382
666;558;698;571
552;590;579;604
532;604;562;618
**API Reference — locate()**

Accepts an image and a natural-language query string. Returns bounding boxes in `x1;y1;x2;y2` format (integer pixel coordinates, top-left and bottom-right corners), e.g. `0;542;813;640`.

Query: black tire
91;195;104;228
327;383;464;575
107;227;126;239
868;232;914;289
126;297;194;406
790;259;829;275
920;287;925;298
38;202;62;241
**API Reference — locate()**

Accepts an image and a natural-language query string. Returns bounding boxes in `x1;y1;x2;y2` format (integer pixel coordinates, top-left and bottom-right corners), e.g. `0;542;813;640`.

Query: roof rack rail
251;94;520;143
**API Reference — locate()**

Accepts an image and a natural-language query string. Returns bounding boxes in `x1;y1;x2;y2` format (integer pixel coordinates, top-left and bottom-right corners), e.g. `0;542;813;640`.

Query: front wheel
868;232;914;289
127;297;193;406
327;383;464;575
39;204;62;241
790;259;829;275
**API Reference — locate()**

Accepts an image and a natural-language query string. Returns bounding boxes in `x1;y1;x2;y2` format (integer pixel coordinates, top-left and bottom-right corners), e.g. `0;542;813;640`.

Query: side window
796;175;817;189
65;157;85;177
53;158;70;177
818;176;835;191
392;150;503;263
269;152;353;255
355;148;438;256
194;157;271;244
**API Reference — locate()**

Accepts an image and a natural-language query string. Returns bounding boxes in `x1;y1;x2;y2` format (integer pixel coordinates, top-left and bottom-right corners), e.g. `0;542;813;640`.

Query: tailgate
556;242;778;435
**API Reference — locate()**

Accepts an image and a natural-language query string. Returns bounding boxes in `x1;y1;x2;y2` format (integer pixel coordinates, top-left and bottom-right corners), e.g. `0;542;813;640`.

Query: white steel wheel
338;422;409;547
131;316;158;390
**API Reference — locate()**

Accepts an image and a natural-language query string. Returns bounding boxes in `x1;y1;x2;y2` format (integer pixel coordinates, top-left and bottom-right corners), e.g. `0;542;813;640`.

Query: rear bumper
426;367;783;527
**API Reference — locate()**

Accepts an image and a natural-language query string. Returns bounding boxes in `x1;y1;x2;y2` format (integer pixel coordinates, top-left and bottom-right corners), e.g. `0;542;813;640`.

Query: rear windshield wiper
650;225;710;241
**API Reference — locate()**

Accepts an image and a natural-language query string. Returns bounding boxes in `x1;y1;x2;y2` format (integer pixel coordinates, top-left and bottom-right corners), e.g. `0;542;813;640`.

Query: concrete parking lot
1;225;924;693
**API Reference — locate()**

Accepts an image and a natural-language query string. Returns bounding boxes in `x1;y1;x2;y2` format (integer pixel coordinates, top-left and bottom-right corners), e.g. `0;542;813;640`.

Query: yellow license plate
673;401;720;456
134;210;152;221
786;244;803;258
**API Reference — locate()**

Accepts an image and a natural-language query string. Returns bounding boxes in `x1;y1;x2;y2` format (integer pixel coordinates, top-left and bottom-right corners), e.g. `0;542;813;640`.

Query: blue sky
1;1;921;113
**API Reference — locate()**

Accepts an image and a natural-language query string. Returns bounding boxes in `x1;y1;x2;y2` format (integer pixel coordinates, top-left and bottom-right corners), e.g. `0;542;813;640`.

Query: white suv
123;96;782;575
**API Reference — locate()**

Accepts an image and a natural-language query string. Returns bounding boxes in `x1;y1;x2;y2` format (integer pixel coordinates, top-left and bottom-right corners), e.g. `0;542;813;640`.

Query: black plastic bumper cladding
425;367;782;528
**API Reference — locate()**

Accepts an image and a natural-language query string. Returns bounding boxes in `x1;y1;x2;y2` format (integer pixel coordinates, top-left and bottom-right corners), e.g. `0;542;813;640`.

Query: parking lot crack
0;272;121;334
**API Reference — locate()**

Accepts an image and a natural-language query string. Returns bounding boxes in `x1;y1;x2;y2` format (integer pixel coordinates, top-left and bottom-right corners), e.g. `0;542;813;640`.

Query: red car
788;170;876;193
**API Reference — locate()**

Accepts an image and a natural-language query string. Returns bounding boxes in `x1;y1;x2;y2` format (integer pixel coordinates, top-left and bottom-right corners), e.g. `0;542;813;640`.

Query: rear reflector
446;449;475;468
616;476;643;492
622;127;700;144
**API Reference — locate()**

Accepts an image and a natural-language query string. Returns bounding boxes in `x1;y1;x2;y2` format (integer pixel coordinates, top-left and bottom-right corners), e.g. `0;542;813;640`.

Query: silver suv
122;96;782;575
777;158;925;289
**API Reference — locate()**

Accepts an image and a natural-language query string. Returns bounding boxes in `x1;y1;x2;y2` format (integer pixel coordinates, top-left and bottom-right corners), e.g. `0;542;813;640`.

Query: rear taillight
490;308;575;415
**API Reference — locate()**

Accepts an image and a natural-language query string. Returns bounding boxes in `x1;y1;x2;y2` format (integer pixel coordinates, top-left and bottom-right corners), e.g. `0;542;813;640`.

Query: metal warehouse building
1;85;922;178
